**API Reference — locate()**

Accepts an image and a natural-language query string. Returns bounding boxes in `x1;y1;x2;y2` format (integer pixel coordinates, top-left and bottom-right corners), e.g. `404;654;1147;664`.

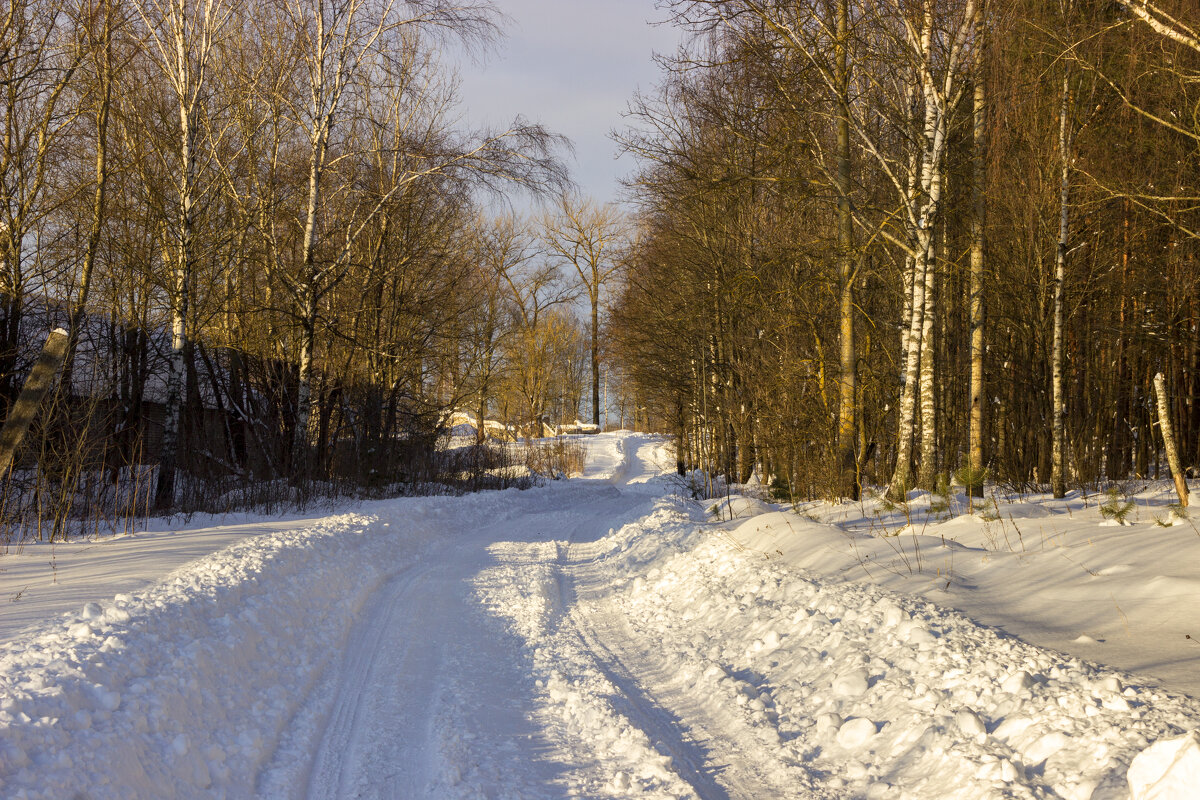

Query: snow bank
763;484;1200;699
0;512;397;798
1127;731;1200;800
0;488;531;800
491;490;1200;799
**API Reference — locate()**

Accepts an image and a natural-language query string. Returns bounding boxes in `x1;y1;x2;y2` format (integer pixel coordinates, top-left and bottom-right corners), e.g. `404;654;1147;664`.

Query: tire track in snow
559;531;839;799
303;562;439;799
265;508;575;800
562;607;734;800
540;539;732;800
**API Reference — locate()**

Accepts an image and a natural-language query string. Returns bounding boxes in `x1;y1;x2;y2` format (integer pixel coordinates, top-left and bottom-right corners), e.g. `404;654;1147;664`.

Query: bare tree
0;0;85;407
66;0;122;370
133;0;233;509
541;194;630;428
277;0;567;475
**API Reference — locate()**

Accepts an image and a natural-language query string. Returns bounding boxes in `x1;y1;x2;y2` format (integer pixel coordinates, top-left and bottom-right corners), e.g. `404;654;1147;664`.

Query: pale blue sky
453;1;682;209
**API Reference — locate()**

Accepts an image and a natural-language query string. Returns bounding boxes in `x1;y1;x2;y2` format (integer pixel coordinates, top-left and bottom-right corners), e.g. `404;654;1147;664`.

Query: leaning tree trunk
0;328;69;475
1154;372;1190;507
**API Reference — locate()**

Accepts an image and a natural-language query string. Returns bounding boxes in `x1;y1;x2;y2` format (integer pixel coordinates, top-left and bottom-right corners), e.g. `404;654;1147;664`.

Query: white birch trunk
1153;372;1190;507
889;253;927;499
917;216;938;489
887;0;978;499
967;21;987;497
155;45;200;511
138;0;226;509
1051;73;1073;499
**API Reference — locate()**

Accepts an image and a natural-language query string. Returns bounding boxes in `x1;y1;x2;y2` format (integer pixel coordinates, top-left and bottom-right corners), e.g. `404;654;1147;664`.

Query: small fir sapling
1154;503;1190;527
1099;488;1136;524
929;473;953;515
954;465;989;510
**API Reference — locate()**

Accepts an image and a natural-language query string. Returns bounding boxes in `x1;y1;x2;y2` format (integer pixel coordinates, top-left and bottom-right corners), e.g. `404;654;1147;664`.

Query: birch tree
133;0;232;509
278;0;565;475
1050;70;1076;499
886;0;979;498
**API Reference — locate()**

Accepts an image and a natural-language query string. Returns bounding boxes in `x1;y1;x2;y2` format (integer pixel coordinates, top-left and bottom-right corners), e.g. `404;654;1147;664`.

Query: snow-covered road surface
2;432;1200;798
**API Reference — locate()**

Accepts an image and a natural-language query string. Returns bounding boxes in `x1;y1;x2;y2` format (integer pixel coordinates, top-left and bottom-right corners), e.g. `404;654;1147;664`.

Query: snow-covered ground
1;433;1199;798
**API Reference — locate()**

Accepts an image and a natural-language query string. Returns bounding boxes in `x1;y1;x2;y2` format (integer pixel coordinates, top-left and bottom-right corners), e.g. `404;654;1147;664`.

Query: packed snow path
2;432;1200;799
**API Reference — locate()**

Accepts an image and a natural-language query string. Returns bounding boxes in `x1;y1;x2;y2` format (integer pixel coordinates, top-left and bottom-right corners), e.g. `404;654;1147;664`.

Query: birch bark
887;0;978;499
136;0;229;510
967;7;987;497
1154;372;1190;507
1051;72;1075;499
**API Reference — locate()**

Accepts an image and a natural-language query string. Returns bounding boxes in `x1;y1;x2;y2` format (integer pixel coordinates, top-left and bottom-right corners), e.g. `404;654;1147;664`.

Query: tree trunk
292;126;326;479
917;220;939;490
967;17;987;498
1154;371;1190;507
1051;73;1073;499
835;0;858;500
0;328;69;474
65;7;113;383
890;253;926;499
155;254;188;510
591;289;601;427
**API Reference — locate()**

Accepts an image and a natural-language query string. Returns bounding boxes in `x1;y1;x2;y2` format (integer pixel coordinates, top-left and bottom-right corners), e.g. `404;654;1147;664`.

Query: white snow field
2;432;1200;798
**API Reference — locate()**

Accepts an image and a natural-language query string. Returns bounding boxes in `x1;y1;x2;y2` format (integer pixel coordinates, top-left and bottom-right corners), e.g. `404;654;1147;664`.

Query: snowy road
3;432;1200;799
261;435;729;799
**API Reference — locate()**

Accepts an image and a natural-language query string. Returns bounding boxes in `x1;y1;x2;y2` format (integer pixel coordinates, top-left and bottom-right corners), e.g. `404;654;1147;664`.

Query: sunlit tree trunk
834;0;858;500
917;215;938;490
1153;371;1189;507
140;0;227;510
967;17;987;497
888;0;978;499
1051;72;1074;499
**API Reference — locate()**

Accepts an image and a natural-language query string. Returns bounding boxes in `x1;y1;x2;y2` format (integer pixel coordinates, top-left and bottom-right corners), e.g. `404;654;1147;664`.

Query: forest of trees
613;0;1200;502
0;0;635;535
4;0;1199;536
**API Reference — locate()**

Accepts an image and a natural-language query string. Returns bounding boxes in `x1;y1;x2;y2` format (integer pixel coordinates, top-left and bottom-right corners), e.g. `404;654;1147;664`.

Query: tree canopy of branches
614;0;1200;501
0;0;575;526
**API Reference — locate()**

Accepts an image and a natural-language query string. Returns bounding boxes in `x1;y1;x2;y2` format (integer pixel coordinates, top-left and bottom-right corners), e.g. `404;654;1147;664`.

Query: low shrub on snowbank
523;436;586;479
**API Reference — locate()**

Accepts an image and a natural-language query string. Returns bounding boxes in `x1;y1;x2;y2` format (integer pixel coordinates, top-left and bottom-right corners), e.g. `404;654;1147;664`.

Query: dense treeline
0;0;635;534
613;0;1200;501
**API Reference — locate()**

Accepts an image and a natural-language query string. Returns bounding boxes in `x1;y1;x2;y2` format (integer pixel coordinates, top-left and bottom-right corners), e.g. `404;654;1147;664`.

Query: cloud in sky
452;0;683;208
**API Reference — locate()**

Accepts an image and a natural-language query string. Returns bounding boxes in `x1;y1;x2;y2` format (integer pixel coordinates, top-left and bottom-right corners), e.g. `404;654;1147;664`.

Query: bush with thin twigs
523;436;586;480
